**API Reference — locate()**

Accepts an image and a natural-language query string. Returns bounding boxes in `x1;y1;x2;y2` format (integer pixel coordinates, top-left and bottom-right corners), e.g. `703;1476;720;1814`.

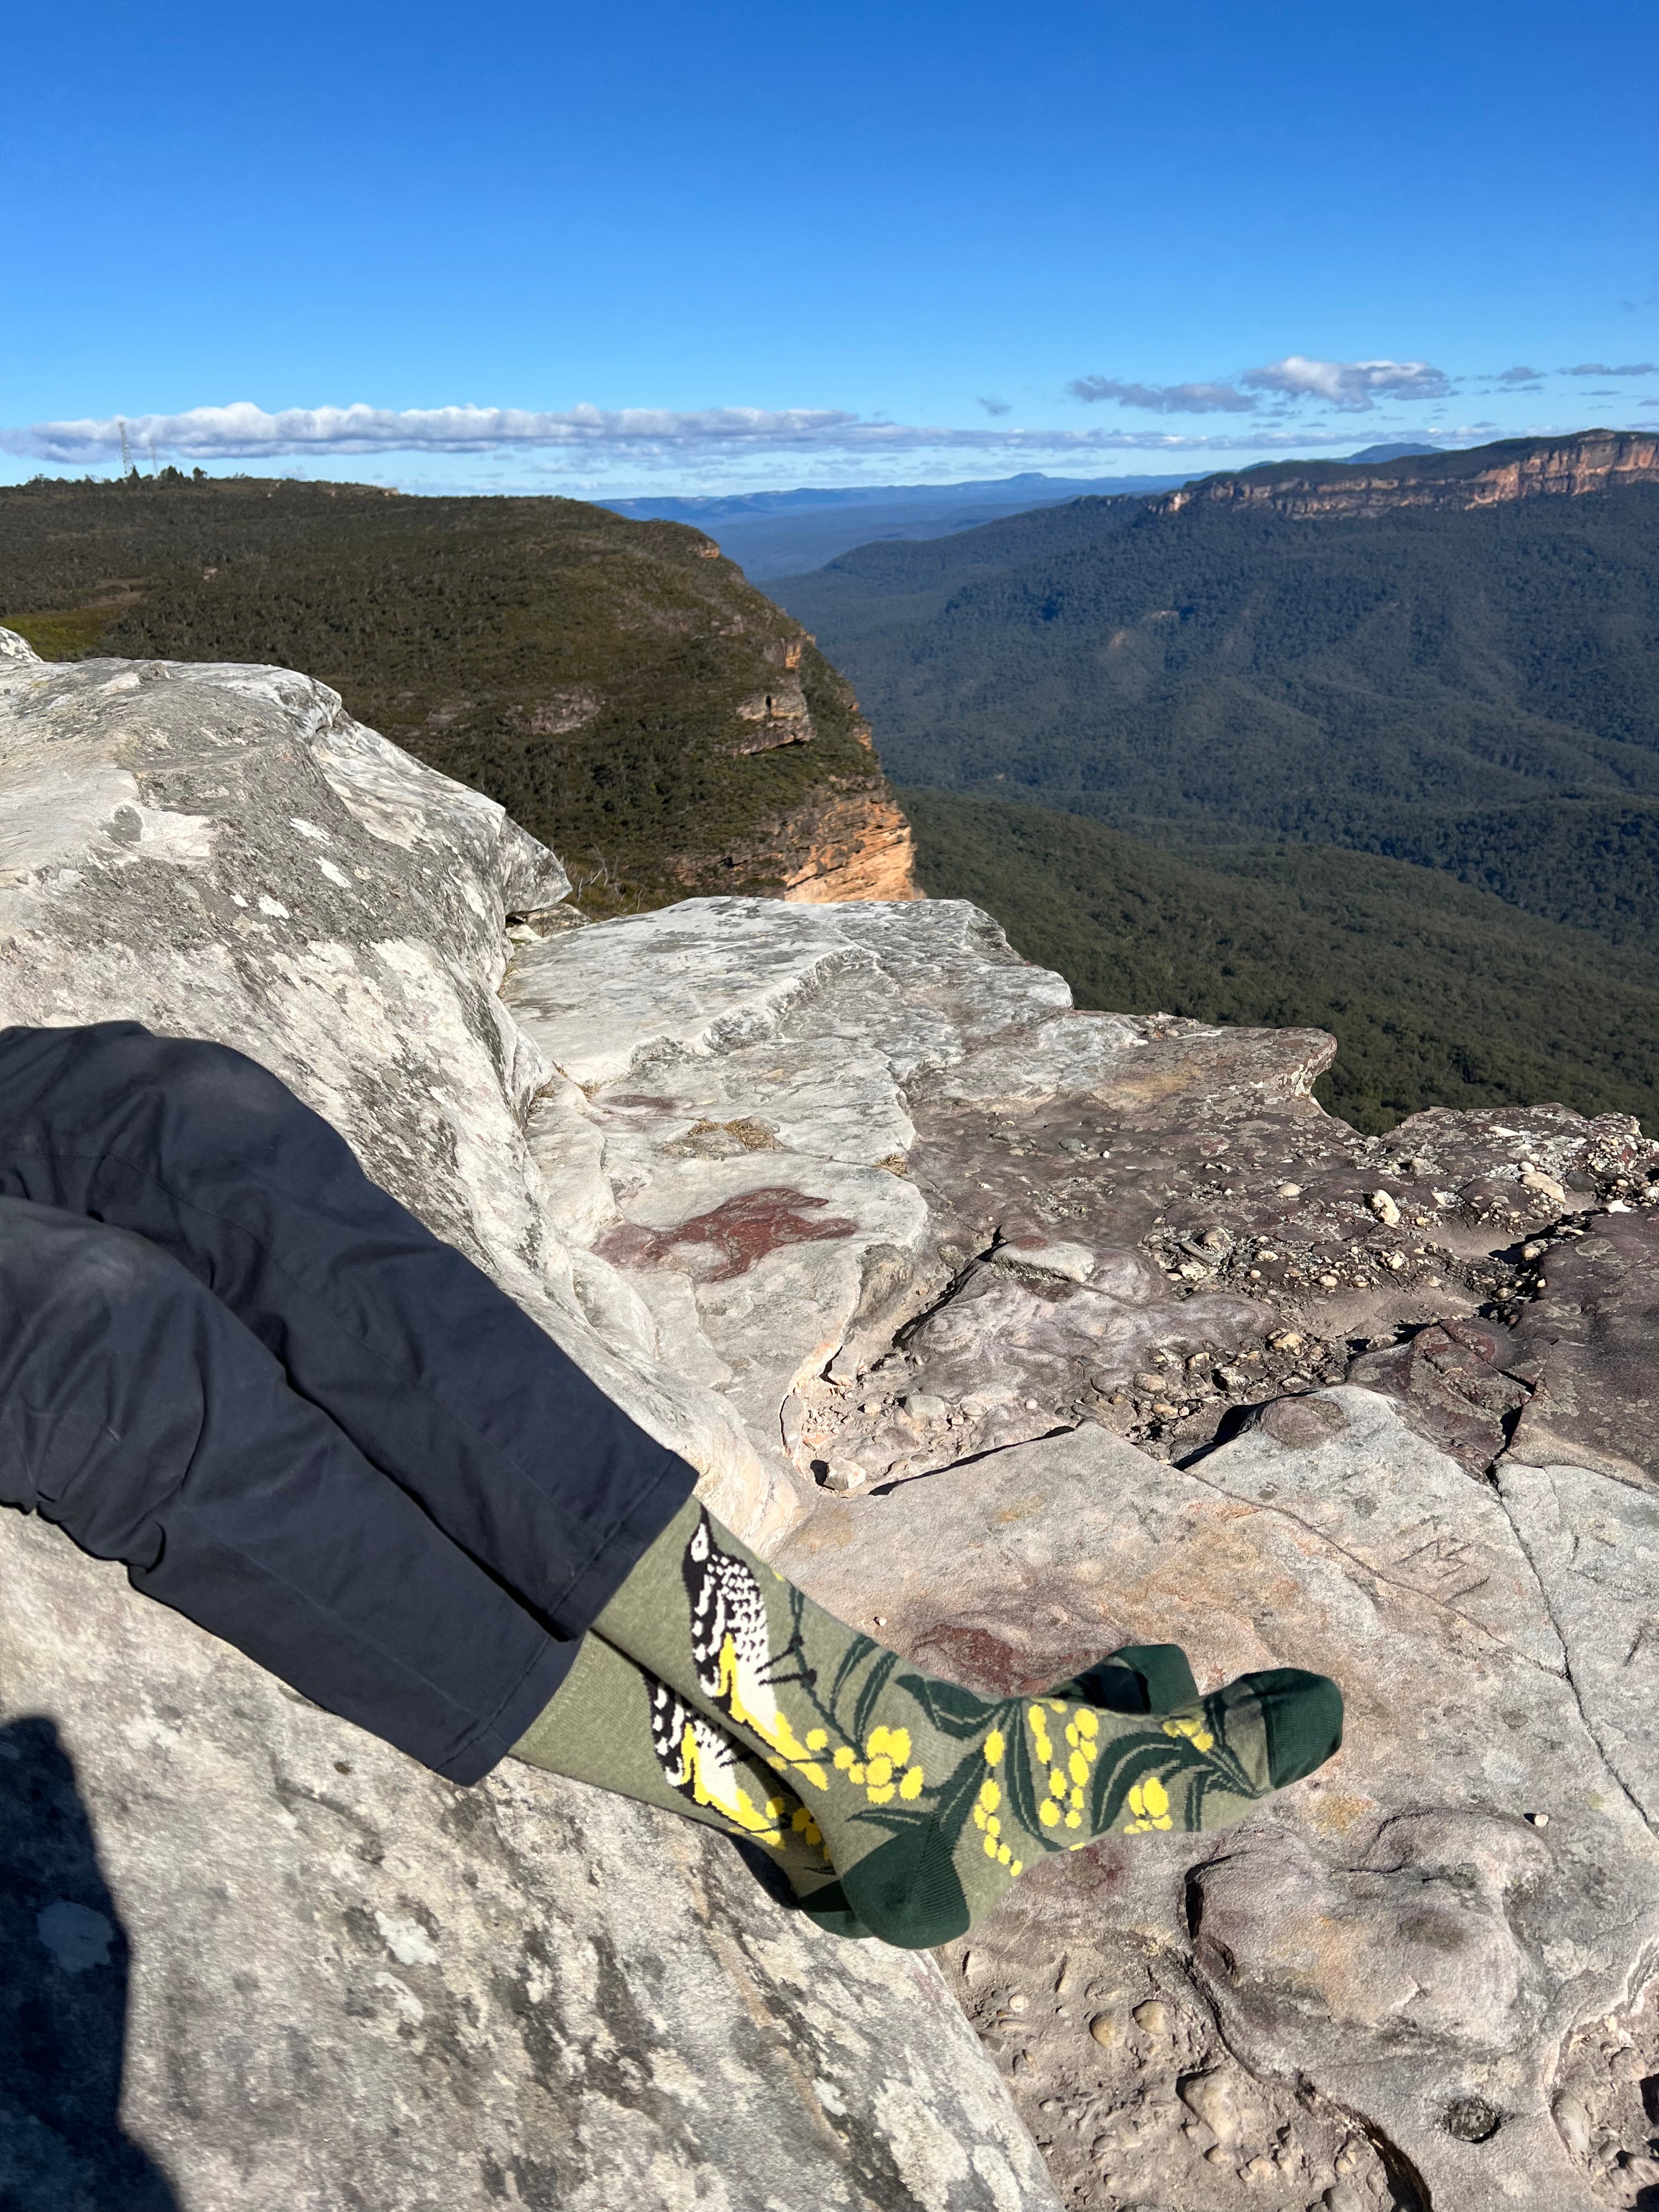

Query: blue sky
4;0;1656;494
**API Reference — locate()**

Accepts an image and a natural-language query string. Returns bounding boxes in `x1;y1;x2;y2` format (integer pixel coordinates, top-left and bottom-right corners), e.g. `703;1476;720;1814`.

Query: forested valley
779;440;1659;1130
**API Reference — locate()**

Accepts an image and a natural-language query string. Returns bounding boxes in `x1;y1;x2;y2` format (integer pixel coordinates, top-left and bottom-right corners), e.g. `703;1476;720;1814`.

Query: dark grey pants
0;1023;694;1782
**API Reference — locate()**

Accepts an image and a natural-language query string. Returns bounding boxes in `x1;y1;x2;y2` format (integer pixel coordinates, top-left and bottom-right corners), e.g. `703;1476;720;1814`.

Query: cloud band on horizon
1;399;1435;466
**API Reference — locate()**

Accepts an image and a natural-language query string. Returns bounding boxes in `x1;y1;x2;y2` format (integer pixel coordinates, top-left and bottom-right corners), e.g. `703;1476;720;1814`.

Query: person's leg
0;1026;1340;1947
0;1024;693;1640
0;1197;569;1782
0;1193;867;1919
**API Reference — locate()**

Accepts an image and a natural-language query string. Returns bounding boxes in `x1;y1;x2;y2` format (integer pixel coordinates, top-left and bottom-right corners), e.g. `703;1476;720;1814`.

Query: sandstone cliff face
1152;428;1659;522
5;624;1659;2212
0;477;923;918
656;650;922;905
781;791;920;902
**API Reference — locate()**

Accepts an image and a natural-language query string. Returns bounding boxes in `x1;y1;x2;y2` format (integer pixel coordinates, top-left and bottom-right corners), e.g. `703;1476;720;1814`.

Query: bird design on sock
682;1510;817;1763
646;1675;791;1844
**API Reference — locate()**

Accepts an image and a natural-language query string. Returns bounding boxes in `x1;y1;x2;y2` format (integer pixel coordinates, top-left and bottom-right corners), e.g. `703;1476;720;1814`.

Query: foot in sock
511;1631;872;1934
594;1500;1344;1949
511;1632;1206;1942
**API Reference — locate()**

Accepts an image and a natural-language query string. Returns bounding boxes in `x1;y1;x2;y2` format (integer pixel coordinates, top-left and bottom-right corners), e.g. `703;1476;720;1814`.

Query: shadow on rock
0;1716;179;2211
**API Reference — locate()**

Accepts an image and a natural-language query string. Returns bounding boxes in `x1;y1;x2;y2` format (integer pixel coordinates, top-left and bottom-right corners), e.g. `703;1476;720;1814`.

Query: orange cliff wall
1151;430;1659;523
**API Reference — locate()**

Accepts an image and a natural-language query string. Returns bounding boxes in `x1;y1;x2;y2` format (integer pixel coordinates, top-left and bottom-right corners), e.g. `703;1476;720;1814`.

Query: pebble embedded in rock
1368;1189;1402;1226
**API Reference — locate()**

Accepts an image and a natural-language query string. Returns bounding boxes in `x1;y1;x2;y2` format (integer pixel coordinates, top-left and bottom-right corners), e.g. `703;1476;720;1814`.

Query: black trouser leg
0;1198;568;1780
0;1023;695;1641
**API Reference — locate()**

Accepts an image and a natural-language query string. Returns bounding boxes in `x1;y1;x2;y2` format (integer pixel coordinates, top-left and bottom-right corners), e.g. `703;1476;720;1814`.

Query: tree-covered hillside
903;791;1659;1133
0;475;890;914
781;476;1659;943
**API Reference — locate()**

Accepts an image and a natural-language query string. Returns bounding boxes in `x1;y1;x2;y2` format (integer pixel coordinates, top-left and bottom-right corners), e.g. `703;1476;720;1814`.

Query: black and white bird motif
680;1508;812;1759
646;1674;781;1837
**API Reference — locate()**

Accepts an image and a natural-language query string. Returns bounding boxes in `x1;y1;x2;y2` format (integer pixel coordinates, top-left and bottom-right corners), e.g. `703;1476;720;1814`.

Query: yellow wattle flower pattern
831;1725;927;1807
1125;1775;1173;1831
1028;1701;1107;1831
1162;1711;1215;1753
678;1516;1277;1911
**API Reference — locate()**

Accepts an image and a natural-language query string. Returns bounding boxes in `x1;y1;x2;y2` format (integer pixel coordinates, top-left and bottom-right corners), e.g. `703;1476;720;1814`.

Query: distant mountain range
600;447;1473;578
1344;442;1440;464
600;471;1195;577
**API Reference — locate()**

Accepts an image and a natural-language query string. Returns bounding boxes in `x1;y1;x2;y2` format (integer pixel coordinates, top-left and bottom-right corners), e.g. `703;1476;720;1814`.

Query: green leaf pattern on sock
684;1578;1240;1892
661;1509;1323;1927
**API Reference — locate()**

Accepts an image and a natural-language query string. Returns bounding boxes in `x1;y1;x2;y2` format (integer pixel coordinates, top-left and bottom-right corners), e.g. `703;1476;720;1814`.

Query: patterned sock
1057;1643;1200;1714
511;1631;870;1934
594;1500;1343;1950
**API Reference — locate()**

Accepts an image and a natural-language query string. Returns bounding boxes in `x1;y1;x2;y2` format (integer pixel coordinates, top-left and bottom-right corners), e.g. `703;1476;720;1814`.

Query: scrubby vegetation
0;475;884;913
905;789;1659;1134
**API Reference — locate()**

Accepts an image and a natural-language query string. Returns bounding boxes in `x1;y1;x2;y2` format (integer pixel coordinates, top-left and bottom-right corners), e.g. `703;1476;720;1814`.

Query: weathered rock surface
0;630;1050;2211
6;625;1659;2212
1505;1210;1659;1486
502;862;1659;2209
774;1405;1659;2209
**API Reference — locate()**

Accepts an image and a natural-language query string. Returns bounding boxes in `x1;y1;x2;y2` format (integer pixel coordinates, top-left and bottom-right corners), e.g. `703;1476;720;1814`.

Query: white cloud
2;401;884;464
1069;376;1258;414
0;397;1395;469
1239;357;1451;410
1066;357;1451;417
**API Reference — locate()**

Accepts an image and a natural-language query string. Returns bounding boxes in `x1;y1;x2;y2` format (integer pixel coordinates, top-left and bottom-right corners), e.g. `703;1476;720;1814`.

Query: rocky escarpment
6;624;1659;2211
0;628;1022;2212
0;476;921;915
1150;428;1659;521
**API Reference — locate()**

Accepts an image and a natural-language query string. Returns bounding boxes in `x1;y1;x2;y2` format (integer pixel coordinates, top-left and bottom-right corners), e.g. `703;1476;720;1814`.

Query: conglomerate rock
5;628;1659;2211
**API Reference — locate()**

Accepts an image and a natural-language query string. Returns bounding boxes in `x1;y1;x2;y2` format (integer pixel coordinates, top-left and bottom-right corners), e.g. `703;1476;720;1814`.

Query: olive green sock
594;1500;1344;1950
1056;1643;1200;1714
511;1631;866;1931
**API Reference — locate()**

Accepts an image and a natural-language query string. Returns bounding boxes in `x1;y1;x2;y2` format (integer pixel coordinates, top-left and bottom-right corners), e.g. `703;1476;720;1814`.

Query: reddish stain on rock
600;1186;857;1283
907;1618;1122;1700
